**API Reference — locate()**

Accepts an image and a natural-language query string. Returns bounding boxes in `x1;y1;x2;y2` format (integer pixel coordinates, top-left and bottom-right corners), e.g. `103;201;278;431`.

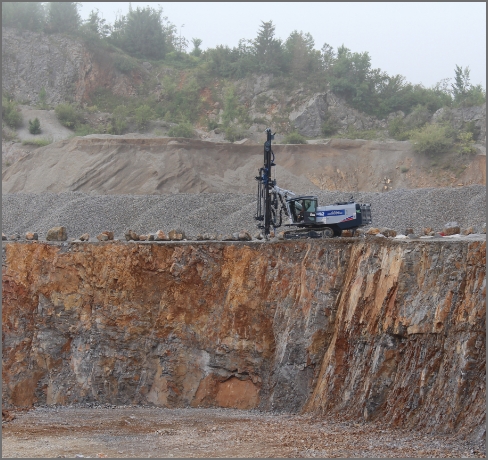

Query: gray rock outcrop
432;103;486;145
2;27;140;105
289;92;387;137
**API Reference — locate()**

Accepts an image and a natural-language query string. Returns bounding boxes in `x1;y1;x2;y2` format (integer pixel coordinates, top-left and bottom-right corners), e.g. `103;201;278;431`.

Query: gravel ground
2;185;486;240
2;406;485;458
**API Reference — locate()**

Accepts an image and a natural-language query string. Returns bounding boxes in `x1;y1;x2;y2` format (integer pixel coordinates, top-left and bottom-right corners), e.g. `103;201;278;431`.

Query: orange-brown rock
2;239;485;441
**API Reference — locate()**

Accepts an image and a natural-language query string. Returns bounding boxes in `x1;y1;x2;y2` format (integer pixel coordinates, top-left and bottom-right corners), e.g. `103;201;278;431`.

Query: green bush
74;124;99;136
134;104;156;131
409;123;455;155
28;117;41;134
110;105;130;134
456;131;477;155
2;97;23;128
55;103;83;129
113;54;138;74
283;131;307;144
22;137;52;147
38;87;48;109
321;114;340;136
168;122;195;138
223;124;247;142
207;120;219;131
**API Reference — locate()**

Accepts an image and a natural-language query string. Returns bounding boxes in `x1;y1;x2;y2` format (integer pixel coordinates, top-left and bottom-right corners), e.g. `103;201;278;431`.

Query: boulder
380;227;397;238
25;232;38;241
46;226;67;241
139;235;148;241
423;227;433;235
155;230;168;241
96;233;108;241
168;229;185;241
238;231;252;241
443;222;461;236
366;227;380;235
463;227;474;235
102;231;114;240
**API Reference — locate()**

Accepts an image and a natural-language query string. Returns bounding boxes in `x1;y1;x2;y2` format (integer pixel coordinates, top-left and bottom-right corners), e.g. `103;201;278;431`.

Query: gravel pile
2;185;486;239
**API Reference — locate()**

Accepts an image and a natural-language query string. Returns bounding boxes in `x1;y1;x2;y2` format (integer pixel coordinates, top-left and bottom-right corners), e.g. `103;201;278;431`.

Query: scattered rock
443;222;461;236
341;229;354;237
126;230;140;241
79;233;90;241
25;232;38;240
380;227;397;237
168;229;185;241
9;233;21;241
100;231;114;240
155;230;168;241
96;233;109;241
138;235;148;241
423;227;433;235
2;233;6;241
427;231;435;236
254;232;263;240
238;230;252;241
277;231;286;240
196;234;204;241
46;226;67;241
147;234;155;241
366;227;380;235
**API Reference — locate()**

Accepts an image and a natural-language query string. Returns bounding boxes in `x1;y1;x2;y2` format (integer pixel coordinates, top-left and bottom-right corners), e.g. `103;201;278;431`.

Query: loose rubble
2;186;485;240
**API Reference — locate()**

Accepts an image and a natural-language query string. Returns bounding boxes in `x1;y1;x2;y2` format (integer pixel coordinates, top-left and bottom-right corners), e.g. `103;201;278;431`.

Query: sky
78;2;486;88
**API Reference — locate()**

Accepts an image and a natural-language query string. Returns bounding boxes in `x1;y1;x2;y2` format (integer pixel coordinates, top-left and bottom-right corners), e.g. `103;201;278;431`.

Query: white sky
78;2;486;88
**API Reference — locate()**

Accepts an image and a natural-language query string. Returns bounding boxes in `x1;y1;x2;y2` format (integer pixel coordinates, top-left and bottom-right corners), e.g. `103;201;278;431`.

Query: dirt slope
2;135;485;195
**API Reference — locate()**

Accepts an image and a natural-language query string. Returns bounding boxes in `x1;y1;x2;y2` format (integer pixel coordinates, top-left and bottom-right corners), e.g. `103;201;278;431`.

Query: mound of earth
2;135;485;195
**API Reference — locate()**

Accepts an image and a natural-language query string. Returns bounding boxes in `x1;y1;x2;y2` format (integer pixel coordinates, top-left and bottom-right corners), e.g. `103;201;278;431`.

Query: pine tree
29;118;41;135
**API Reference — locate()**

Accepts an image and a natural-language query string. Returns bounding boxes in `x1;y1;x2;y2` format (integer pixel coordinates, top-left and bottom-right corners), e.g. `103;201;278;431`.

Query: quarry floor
2;407;484;458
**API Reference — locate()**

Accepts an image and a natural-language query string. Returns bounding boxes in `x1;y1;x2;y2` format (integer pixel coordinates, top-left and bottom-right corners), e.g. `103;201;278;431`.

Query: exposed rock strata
2;239;485;440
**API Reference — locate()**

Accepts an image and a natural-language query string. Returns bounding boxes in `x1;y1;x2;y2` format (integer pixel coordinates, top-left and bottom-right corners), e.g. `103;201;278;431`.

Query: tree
29;118;41;134
190;38;203;57
284;30;319;79
81;9;111;40
253;20;283;73
2;2;45;31
45;2;81;34
109;5;171;60
451;65;486;107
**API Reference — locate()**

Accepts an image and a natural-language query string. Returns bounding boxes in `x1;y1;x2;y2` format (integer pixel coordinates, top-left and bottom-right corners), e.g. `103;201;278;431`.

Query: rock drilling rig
255;128;372;239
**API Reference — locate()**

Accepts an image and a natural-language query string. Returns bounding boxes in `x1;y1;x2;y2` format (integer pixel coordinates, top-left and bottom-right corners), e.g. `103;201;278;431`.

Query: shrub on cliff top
55;103;83;129
283;131;307;144
168;122;195;138
410;123;455;155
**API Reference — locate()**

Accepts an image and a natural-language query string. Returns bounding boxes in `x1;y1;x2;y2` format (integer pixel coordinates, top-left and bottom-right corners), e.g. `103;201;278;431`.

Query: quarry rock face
2;239;485;440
